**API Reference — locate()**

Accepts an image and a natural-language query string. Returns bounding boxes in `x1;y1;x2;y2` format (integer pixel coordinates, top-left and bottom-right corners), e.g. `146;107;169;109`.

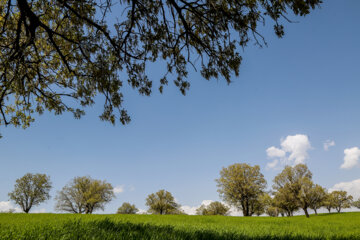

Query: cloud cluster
341;147;360;169
323;140;335;151
266;134;311;169
113;185;125;194
329;179;360;200
0;201;21;213
180;200;214;215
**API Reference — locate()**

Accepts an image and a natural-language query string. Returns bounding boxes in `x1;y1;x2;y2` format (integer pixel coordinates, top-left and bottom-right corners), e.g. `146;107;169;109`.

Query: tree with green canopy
330;190;353;213
117;202;138;214
323;192;335;213
273;164;314;218
145;189;179;215
266;206;280;217
308;184;327;215
353;198;360;209
253;193;272;216
0;0;321;136
216;163;267;216
196;201;229;216
272;187;299;217
8;173;52;213
55;176;115;214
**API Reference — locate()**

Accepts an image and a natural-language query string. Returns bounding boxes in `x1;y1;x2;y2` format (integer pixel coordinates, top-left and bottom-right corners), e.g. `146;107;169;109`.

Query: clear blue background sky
0;0;359;214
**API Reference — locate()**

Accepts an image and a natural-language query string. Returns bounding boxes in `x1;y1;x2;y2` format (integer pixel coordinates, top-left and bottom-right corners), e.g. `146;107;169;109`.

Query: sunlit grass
0;212;359;239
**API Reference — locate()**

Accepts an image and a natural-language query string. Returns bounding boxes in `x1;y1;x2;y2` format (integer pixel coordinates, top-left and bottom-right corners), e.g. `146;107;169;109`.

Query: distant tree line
216;163;355;218
6;164;359;216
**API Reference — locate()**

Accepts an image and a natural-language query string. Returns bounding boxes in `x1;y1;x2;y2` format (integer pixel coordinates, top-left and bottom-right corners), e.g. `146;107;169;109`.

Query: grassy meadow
0;212;359;239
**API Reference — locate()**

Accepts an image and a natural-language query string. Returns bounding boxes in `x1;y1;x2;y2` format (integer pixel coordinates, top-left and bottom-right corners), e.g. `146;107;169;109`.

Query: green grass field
0;212;359;239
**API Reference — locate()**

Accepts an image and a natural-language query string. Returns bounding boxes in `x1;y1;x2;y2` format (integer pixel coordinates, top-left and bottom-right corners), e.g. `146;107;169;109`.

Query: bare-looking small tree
0;0;321;136
8;173;52;213
55;176;114;214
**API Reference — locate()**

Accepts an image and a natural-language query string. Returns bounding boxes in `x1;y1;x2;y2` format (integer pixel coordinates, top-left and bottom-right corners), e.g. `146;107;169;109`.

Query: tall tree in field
117;202;138;214
8;173;51;213
145;189;179;215
0;0;321;136
273;164;313;218
216;163;267;216
196;201;229;216
330;191;353;213
296;177;314;218
308;185;327;215
55;176;114;214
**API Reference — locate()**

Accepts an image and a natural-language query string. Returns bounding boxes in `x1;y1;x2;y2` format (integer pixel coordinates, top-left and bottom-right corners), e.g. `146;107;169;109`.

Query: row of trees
216;163;356;218
8;174;115;214
7;165;360;216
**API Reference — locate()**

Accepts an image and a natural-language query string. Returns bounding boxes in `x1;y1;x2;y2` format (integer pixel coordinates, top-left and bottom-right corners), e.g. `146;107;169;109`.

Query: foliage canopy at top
0;0;321;133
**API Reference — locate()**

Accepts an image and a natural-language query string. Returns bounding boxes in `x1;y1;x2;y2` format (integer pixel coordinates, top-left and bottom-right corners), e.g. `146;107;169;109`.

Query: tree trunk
303;208;310;218
314;209;317;215
337;207;341;213
242;209;249;216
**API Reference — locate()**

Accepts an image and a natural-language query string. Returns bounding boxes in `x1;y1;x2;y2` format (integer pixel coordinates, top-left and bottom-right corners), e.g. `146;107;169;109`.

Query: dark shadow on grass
74;218;355;240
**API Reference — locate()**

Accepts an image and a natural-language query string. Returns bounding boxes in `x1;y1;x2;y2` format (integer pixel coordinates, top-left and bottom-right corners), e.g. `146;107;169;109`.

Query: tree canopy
353;198;360;209
272;164;314;217
8;173;52;213
55;176;114;214
117;202;138;214
0;0;321;135
145;189;179;215
272;187;299;217
308;184;327;215
330;190;353;213
196;201;229;216
216;163;267;216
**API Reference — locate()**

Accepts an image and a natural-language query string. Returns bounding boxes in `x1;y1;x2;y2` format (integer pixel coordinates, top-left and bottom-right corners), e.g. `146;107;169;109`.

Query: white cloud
181;200;214;215
329;179;360;200
113;185;125;194
180;205;198;215
0;201;21;213
281;134;311;164
136;209;148;214
266;159;279;169
341;147;360;169
266;134;311;169
200;200;213;206
266;147;286;158
323;140;335;151
32;208;47;213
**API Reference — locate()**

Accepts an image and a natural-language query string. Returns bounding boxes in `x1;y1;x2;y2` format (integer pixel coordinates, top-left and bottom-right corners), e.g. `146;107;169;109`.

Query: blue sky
0;0;360;214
